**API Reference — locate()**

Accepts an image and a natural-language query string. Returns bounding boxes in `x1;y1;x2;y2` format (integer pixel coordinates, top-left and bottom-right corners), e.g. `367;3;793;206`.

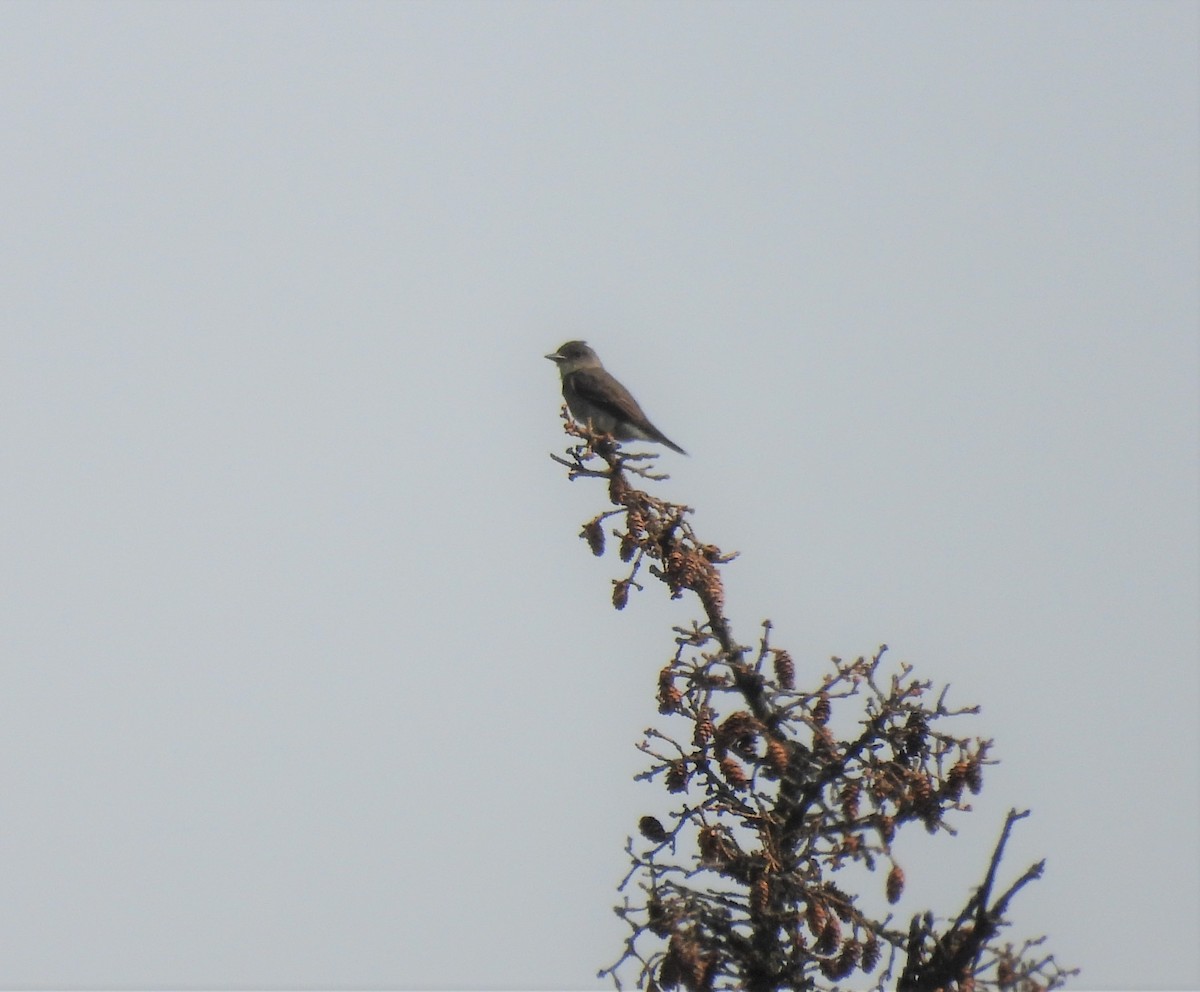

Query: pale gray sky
2;2;1197;988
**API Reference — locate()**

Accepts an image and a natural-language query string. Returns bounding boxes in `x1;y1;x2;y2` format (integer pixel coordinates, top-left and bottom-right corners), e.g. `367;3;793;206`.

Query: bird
545;340;687;455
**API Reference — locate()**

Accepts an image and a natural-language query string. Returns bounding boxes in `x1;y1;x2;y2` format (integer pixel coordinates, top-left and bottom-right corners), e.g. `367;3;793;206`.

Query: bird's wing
568;368;650;425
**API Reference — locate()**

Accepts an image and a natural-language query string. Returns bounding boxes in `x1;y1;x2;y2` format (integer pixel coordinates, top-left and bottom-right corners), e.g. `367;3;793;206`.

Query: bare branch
550;424;1073;991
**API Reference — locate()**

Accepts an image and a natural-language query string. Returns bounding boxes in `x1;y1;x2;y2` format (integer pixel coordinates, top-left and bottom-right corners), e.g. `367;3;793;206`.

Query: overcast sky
1;2;1197;988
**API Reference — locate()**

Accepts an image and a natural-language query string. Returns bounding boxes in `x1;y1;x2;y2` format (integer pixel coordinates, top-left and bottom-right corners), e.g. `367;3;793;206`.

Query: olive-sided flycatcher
545;341;687;455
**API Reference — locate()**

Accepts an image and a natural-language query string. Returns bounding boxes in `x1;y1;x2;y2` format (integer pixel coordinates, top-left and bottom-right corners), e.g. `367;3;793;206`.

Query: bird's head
545;340;603;375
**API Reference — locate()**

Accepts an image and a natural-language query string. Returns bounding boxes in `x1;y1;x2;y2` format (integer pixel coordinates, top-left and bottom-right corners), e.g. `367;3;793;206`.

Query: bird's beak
545;352;563;363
